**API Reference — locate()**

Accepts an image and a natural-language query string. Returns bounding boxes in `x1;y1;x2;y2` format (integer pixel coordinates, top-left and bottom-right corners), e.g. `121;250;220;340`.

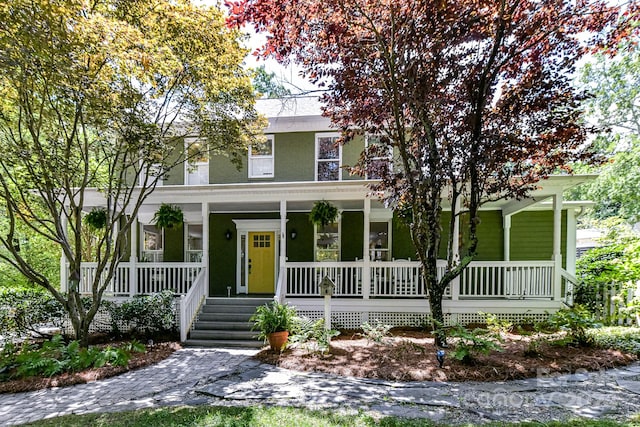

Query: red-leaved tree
229;0;639;344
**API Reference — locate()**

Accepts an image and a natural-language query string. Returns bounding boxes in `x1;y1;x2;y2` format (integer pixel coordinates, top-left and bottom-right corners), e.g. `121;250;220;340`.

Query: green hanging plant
85;207;107;230
309;200;338;227
153;203;183;229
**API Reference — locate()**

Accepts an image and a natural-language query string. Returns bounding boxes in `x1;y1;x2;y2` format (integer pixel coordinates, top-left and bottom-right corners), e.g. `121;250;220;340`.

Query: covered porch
74;176;591;339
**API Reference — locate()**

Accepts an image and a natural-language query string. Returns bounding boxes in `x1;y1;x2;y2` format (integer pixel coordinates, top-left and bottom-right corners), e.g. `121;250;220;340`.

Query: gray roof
255;97;324;118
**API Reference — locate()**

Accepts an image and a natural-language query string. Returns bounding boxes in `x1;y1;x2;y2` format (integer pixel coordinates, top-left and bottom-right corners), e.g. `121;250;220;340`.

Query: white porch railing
287;262;363;296
286;260;556;300
459;261;554;299
179;268;207;342
78;262;203;296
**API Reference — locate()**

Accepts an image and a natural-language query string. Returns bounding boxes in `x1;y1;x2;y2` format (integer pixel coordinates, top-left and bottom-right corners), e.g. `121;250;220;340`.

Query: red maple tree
229;0;639;344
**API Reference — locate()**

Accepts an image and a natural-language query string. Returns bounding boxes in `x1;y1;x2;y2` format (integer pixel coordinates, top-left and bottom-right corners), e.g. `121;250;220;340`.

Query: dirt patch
0;341;180;394
256;330;637;382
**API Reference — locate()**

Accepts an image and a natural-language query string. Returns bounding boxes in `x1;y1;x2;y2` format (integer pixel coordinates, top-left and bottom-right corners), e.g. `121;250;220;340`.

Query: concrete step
183;339;264;349
192;321;253;331
196;312;254;322
201;304;258;314
190;329;257;341
205;297;272;306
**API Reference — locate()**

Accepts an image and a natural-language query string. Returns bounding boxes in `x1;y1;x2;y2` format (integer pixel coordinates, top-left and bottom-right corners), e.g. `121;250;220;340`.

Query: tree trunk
428;285;447;347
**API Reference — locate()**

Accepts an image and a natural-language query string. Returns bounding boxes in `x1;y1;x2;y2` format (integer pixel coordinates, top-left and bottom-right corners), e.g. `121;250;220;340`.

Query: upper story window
315;133;342;181
139;163;163;187
249;135;274;178
365;134;392;180
185;139;209;185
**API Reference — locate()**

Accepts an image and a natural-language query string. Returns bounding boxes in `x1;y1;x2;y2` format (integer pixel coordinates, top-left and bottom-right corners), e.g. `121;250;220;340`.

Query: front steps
184;297;272;348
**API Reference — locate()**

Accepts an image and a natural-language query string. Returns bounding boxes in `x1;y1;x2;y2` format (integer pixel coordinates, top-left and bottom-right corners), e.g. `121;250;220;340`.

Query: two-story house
74;96;592;346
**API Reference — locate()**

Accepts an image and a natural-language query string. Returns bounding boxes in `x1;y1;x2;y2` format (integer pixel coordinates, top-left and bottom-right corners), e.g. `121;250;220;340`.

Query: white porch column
566;208;577;276
503;214;511;261
60;214;68;292
202;202;210;296
450;198;461;300
129;216;138;297
279;200;287;301
362;198;371;302
553;192;563;301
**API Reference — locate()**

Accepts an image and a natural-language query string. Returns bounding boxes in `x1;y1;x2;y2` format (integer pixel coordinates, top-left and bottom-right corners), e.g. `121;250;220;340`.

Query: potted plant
85;207;107;229
250;301;297;351
152;203;183;229
309;200;338;227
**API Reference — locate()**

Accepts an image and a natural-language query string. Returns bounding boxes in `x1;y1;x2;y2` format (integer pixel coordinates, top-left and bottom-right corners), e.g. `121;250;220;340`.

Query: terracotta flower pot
267;330;289;351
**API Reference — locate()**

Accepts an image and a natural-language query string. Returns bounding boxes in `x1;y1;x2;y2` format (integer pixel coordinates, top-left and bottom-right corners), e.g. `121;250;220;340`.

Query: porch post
450;198;461;300
60;214;68;292
553;192;563;301
565;208;577;275
503;215;511;261
279;199;287;299
129;216;138;297
202;202;209;296
362;198;371;303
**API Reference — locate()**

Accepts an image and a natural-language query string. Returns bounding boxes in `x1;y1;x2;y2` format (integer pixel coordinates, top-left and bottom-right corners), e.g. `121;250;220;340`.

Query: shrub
359;320;393;344
290;317;339;354
448;324;503;364
547;305;599;346
0;287;66;340
104;290;177;337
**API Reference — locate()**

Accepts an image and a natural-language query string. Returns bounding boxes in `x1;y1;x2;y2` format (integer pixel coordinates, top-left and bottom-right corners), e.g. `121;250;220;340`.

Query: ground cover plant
0;336;179;394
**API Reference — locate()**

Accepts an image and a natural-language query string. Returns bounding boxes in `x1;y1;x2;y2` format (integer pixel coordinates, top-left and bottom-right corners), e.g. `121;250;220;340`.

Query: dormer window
249;135;274;178
315;133;341;181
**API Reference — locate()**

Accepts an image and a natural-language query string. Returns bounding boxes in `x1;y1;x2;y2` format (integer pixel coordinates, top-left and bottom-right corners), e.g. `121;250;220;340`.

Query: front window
141;224;163;262
186;224;203;262
369;221;390;261
315;133;342;181
315;221;340;261
185;139;209;185
249;135;274;178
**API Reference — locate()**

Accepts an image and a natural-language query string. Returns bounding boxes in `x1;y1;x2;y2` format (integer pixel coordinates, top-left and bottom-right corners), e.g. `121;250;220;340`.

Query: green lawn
22;405;640;427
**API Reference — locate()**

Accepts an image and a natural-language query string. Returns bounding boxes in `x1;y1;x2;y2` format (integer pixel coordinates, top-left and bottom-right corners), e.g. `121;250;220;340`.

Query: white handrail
179;269;207;342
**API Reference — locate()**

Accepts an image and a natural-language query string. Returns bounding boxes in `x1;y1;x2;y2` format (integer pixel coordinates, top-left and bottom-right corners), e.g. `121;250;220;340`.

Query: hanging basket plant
153;203;183;229
85;207;107;230
309;200;338;227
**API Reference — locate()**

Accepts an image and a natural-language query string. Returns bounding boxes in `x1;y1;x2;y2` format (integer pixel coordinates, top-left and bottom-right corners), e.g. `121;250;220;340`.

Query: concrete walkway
1;348;640;425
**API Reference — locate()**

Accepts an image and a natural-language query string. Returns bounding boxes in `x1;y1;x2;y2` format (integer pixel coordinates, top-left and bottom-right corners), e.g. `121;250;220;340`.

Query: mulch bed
255;329;637;382
0;341;181;394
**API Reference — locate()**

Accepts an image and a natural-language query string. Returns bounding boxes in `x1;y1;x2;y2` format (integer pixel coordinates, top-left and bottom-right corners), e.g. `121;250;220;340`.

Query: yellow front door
248;232;275;294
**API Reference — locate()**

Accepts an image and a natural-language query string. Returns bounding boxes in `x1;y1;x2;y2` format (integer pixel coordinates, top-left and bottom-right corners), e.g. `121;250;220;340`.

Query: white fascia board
265;115;334;133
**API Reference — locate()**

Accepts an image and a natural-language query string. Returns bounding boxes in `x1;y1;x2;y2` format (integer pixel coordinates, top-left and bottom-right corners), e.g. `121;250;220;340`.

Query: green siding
341;211;364;260
342;136;365;181
511;211;567;266
392;210;503;261
163;225;184;262
209;131;367;184
209;212;279;296
275;132;315;182
392;215;416;260
463;210;503;261
210;154;247;184
286;213;315;262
